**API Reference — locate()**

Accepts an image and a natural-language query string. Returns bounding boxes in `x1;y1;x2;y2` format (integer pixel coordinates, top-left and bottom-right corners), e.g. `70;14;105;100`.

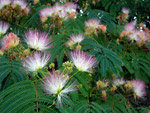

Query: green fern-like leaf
0;80;56;113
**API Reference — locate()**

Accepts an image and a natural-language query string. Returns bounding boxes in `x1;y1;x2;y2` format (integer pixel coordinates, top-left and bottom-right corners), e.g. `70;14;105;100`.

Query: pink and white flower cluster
0;0;29;13
131;80;146;98
85;18;107;35
121;8;130;14
42;71;77;105
1;32;20;51
24;30;52;51
121;8;130;20
0;21;9;36
66;34;84;48
70;50;97;72
0;0;11;9
113;78;146;98
40;2;77;22
23;51;50;72
120;21;150;47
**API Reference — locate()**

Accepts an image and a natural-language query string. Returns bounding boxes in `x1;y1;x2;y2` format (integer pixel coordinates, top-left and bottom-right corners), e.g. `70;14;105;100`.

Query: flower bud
125;83;132;91
44;67;48;71
102;90;107;102
33;0;39;5
96;80;103;89
110;84;117;92
100;25;107;33
33;72;38;76
55;70;60;73
49;63;55;69
76;44;82;50
139;23;145;28
120;31;127;39
0;50;4;56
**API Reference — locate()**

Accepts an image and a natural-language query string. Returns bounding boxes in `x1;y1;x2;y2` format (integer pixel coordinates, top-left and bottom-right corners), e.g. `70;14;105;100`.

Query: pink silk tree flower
121;8;130;19
24;30;52;51
40;7;54;22
12;0;30;14
0;0;11;9
1;32;20;51
64;2;77;18
23;51;50;72
85;18;101;29
124;21;136;35
131;80;146;98
66;34;84;48
70;50;97;72
53;3;68;20
84;18;106;35
128;30;139;42
0;21;9;36
53;3;64;14
122;8;130;14
42;71;77;105
39;2;78;22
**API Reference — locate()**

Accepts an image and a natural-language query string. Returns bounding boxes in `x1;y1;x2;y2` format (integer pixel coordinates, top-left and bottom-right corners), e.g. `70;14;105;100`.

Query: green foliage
0;56;26;90
101;0;150;26
0;80;56;113
82;38;122;77
58;94;144;113
0;0;149;112
123;51;150;83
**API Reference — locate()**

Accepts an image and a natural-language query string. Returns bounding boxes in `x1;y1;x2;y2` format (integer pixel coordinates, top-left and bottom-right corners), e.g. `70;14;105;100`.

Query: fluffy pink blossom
1;32;20;51
39;2;77;22
85;19;101;29
137;30;148;42
121;21;149;46
122;8;130;14
0;21;9;35
42;71;77;105
24;30;52;51
12;0;30;13
124;21;136;35
64;2;77;18
53;3;64;14
128;30;139;42
131;80;146;98
23;52;50;72
66;34;84;47
128;30;148;44
0;0;29;13
70;50;97;72
0;0;11;9
40;7;54;22
13;0;27;9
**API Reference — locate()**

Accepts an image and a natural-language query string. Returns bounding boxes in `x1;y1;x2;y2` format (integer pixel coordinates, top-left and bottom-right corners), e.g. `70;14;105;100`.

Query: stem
119;85;125;93
33;80;39;112
26;72;29;80
107;39;112;48
8;51;13;73
69;70;79;80
61;71;79;92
